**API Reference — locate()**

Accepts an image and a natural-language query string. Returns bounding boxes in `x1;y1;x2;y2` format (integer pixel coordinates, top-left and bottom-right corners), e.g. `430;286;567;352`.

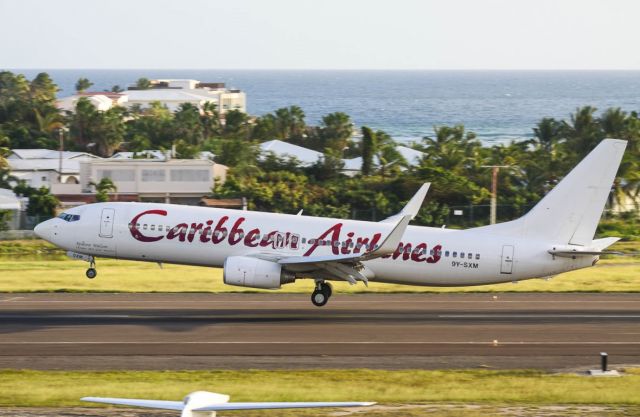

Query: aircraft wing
194;401;376;411
81;397;374;411
81;397;184;410
278;214;412;266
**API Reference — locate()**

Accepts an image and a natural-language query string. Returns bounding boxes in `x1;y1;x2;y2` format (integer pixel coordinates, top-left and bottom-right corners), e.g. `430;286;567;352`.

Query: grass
0;240;638;293
1;369;640;407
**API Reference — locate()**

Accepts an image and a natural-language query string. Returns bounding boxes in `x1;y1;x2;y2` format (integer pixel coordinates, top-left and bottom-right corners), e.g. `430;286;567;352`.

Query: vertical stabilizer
520;139;627;245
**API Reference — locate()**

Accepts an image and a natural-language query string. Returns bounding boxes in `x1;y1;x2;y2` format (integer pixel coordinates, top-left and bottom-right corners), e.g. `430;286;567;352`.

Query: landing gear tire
311;290;329;307
311;281;332;307
86;268;97;279
320;282;332;298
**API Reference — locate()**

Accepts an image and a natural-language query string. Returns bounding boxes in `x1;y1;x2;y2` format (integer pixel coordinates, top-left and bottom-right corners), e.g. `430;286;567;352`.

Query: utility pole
481;165;509;225
58;128;64;183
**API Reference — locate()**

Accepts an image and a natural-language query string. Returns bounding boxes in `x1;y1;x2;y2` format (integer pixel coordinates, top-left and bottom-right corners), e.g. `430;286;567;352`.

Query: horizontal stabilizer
81;397;184;410
194;401;376;411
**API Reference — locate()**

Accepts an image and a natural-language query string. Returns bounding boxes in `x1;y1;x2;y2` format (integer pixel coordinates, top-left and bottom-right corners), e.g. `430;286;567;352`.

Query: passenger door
500;245;514;274
99;208;115;238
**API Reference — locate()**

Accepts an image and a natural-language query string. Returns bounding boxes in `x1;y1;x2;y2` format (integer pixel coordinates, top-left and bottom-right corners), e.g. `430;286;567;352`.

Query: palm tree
360;126;376;176
90;178;117;202
75;78;93;93
319;112;353;153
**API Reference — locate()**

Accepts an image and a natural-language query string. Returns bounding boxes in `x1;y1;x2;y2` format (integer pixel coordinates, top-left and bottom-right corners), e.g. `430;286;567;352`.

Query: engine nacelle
223;256;295;289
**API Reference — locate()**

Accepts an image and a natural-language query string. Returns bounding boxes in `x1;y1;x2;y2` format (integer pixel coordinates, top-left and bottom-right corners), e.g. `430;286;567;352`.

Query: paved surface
1;293;639;370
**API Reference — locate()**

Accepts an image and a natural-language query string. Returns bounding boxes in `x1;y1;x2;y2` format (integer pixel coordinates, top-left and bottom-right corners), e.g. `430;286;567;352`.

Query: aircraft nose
34;219;56;242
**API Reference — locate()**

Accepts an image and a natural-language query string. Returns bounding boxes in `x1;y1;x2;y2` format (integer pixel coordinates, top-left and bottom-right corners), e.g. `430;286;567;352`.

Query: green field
2;369;640;408
0;240;638;293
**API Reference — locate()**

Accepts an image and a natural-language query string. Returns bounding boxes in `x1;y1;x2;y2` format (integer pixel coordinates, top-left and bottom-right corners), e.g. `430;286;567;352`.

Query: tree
316;112;353;153
361;126;376;176
111;85;124;93
90;178;117;202
200;101;221;139
173;103;204;146
135;78;152;90
222;109;250;139
26;186;59;218
75;78;93;93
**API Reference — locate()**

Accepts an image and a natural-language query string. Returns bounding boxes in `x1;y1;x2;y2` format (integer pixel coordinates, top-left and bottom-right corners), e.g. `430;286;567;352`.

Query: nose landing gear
86;257;97;279
311;281;332;307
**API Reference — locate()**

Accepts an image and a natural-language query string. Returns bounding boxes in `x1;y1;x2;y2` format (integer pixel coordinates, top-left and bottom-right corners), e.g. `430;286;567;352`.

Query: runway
1;293;639;370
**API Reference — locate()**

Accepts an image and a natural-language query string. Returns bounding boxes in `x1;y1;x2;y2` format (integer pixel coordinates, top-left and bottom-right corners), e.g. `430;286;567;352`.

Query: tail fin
478;139;627;245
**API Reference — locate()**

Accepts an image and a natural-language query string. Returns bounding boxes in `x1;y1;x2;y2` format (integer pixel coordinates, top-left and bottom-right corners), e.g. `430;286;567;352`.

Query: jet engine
223;256;295;289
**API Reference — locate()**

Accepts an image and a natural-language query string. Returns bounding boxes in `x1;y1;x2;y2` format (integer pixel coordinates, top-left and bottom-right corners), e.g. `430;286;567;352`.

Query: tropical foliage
0;70;639;228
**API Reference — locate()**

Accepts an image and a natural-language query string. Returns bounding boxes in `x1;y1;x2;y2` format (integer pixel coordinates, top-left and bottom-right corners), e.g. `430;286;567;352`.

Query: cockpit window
57;213;80;222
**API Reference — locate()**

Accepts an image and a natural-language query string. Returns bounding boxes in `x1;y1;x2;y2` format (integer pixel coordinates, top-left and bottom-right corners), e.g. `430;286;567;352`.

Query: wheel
311;290;329;307
86;268;97;279
320;282;333;298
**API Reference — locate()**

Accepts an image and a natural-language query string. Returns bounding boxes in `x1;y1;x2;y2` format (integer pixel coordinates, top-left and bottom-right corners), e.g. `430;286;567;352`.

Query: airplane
81;390;375;417
35;139;627;307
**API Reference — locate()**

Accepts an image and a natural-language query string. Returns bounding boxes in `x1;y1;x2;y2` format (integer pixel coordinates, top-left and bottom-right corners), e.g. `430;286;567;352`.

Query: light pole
481;165;510;225
57;127;69;183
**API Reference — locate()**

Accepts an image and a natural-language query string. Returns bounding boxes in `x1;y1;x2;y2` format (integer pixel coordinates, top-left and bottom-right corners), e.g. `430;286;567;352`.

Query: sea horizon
6;69;640;145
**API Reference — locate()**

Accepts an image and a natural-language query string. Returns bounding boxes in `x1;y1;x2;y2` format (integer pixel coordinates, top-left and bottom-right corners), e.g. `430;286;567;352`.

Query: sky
1;0;639;70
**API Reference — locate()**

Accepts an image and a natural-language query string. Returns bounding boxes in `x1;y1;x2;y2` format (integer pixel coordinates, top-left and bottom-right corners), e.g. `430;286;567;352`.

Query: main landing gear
86;257;97;279
311;281;332;307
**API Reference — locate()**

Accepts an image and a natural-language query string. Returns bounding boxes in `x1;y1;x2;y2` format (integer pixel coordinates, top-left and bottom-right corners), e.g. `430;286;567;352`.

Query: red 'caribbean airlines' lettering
128;210;440;264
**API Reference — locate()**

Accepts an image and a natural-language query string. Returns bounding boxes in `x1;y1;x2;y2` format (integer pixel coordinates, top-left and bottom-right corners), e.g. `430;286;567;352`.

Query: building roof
396;146;425;165
341;146;425;172
0;189;21;210
110;150;216;161
259;140;324;167
9;149;100;160
111;150;168;161
124;89;217;103
8;159;83;174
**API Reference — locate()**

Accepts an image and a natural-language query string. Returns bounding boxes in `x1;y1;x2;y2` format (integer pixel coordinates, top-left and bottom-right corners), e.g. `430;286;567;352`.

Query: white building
259;140;426;176
80;159;228;204
259;140;324;167
57;92;128;113
7;149;101;191
56;79;246;115
125;79;246;114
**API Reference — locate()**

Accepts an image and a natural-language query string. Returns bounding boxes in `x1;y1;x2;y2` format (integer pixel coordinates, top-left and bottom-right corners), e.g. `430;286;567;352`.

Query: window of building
170;169;210;182
98;169;135;181
142;169;166;182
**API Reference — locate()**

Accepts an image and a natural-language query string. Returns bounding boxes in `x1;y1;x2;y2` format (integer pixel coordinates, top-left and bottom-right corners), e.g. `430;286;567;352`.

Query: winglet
381;183;430;222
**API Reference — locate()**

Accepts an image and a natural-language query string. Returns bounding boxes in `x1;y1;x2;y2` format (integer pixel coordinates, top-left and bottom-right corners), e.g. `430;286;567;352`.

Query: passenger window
302;238;306;244
453;252;457;258
468;253;472;259
476;254;480;260
143;224;148;230
460;252;465;258
430;249;434;255
436;250;442;256
150;225;155;231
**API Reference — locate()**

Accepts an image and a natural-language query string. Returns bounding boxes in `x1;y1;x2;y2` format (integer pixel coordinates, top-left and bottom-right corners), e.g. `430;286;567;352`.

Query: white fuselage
35;202;596;287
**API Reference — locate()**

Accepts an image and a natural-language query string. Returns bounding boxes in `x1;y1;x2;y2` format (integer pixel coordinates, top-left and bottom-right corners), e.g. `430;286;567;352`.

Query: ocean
11;69;640;144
